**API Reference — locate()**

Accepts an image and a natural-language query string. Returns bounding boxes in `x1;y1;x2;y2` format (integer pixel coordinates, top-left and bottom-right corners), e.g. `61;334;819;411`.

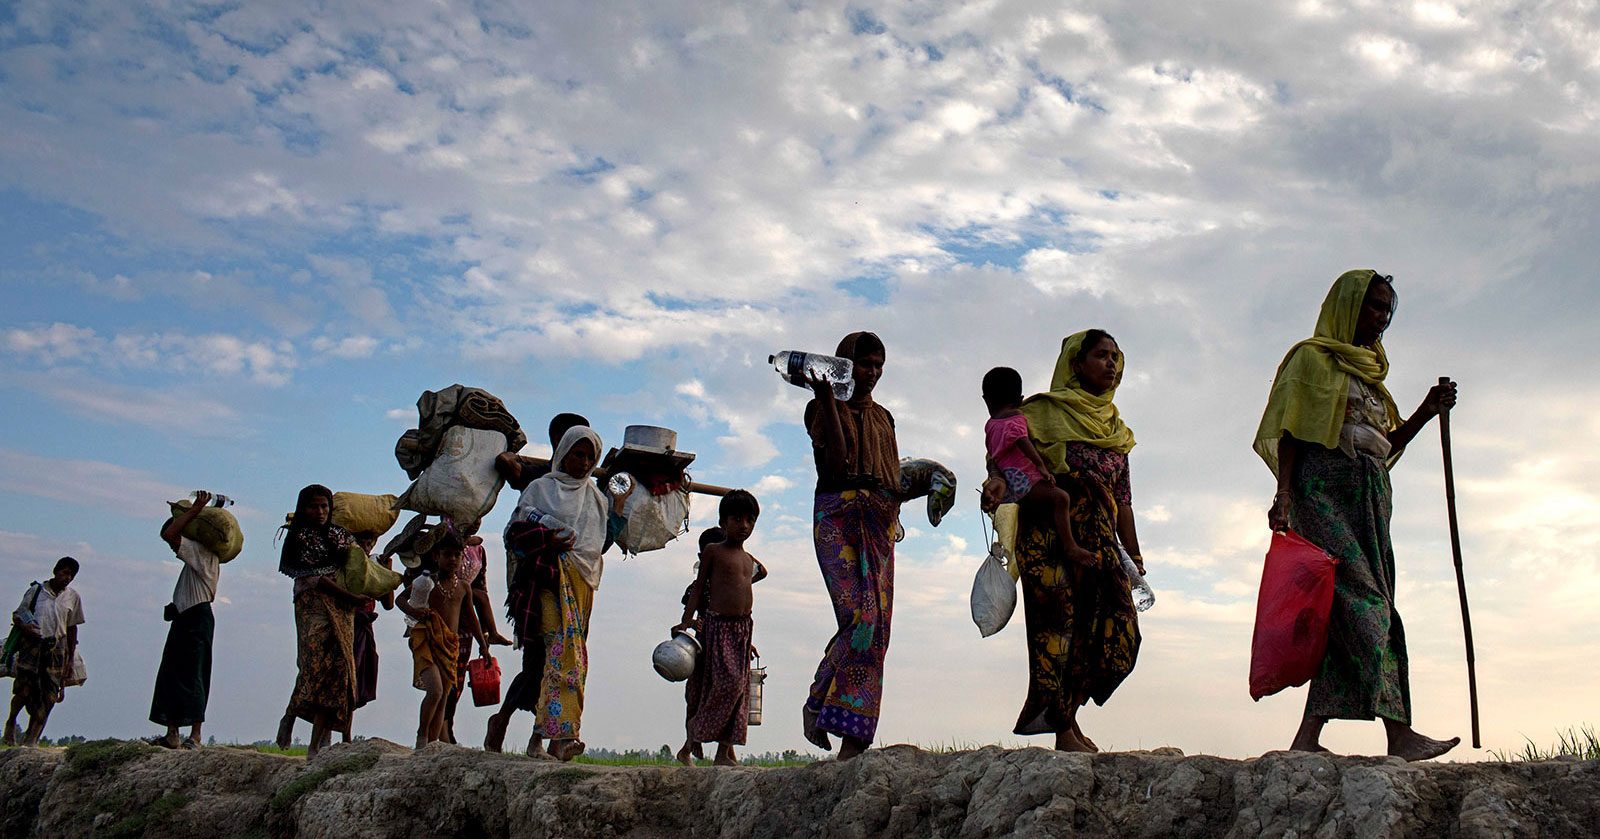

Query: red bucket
467;655;501;707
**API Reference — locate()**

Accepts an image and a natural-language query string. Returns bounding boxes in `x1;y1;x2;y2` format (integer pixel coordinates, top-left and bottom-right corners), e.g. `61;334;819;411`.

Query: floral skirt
287;589;356;727
1290;445;1410;724
1014;472;1140;735
535;558;594;739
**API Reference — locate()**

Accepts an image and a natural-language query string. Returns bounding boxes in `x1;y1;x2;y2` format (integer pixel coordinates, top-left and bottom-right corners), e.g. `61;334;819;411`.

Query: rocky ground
1;738;1595;837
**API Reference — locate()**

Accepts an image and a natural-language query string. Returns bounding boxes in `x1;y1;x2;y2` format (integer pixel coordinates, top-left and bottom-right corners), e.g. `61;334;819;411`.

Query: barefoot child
397;526;488;748
671;490;766;766
671;525;724;765
982;367;1096;566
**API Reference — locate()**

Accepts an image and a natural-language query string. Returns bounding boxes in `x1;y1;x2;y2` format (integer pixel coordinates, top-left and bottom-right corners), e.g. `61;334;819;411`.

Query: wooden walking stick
1437;376;1481;748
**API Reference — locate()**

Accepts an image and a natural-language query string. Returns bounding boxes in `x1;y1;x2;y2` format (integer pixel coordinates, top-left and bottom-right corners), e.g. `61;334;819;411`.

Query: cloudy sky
2;0;1596;760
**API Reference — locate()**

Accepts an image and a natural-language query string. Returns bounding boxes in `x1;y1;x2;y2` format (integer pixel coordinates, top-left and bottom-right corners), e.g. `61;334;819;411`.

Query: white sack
395;426;507;525
970;542;1018;637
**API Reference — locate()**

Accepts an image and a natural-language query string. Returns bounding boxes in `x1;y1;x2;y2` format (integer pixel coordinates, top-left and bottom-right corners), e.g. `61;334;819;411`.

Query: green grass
1490;725;1600;762
268;751;380;813
63;739;157;777
101;791;190;839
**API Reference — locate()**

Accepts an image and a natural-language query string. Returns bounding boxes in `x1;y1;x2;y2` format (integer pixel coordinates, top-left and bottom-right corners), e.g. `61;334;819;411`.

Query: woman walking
1255;269;1459;760
1004;329;1144;752
520;425;609;762
801;331;900;761
276;484;361;757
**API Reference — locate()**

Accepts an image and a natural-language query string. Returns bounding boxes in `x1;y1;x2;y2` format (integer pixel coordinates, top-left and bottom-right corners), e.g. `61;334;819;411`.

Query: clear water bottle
190;491;234;507
607;472;634;497
405;571;434;627
1118;546;1155;612
770;351;855;401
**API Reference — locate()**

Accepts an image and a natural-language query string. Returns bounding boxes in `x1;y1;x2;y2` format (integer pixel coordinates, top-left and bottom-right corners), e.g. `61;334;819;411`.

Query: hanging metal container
748;655;767;725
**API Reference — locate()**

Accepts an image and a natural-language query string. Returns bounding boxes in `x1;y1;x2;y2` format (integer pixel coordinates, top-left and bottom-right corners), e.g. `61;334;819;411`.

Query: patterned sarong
685;611;753;745
805;489;899;744
535;557;594;739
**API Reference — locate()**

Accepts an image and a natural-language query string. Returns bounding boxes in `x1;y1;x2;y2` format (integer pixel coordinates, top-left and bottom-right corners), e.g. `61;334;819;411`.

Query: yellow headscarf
1021;330;1137;474
1253;269;1402;476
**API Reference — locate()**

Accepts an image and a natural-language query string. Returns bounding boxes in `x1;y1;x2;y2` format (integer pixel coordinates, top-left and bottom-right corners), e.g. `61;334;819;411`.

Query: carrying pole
511;455;732;497
1437;376;1481;749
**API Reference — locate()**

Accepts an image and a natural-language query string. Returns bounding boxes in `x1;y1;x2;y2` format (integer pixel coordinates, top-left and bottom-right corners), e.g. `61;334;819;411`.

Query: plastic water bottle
405;572;434;627
770;351;855;401
1118;546;1155;612
189;491;235;507
607;472;634;497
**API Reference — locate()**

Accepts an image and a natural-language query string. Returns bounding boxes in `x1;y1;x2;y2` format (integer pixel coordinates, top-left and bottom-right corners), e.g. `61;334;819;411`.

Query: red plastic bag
1249;530;1340;700
467;655;501;707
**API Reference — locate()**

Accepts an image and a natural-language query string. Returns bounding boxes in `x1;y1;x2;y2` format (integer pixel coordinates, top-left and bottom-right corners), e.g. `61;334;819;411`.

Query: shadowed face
1073;337;1121;395
301;495;331;527
1353;280;1395;347
852;351;884;399
720;513;756;544
560;438;597;477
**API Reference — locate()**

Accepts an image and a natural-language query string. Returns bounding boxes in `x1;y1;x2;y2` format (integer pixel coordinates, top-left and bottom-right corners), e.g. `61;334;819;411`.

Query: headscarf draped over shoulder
279;483;354;578
1253;269;1402;476
522;425;608;589
1021;330;1137;474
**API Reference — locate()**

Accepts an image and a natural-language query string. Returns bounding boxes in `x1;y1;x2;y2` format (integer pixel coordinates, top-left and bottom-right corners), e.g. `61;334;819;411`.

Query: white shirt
17;583;84;641
172;537;221;613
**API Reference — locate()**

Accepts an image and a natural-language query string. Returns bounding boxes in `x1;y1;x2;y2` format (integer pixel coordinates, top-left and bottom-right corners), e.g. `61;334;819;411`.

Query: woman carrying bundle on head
275;484;362;757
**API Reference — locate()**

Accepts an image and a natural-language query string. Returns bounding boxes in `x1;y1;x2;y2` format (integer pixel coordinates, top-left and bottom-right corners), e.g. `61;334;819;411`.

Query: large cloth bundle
395;385;526;479
613;483;691;555
168;500;245;563
339;544;404;599
394;426;508;525
331;492;400;537
897;458;957;526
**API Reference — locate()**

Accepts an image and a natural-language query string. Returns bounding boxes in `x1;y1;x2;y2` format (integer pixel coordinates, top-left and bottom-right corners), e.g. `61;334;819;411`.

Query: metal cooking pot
652;630;700;682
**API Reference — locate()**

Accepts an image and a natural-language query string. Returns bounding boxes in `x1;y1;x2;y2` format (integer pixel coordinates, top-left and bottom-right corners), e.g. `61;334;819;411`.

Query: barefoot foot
1388;730;1460;762
1070;721;1100;753
713;745;738;766
837;736;869;761
549;738;586;762
1054;729;1095;753
483;714;508;753
676;742;696;766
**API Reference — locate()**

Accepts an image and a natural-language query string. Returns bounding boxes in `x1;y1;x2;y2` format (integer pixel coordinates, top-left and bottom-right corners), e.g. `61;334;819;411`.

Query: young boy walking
397;526;488;749
671;490;766;766
5;557;84;747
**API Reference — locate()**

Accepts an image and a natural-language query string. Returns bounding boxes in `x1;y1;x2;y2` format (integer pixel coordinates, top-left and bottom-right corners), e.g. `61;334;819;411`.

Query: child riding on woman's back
982;367;1096;567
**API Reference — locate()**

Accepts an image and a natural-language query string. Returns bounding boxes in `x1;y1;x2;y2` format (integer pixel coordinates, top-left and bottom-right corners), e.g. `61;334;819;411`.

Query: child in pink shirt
982;367;1095;566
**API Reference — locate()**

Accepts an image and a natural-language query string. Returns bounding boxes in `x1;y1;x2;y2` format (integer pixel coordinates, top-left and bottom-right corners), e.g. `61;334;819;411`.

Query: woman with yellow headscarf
1001;329;1142;753
1255;269;1460;761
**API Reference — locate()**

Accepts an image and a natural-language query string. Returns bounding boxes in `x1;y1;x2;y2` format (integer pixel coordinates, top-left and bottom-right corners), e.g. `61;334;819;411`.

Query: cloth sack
395;384;526;479
339;544;404;599
331;492;401;537
897;458;958;526
970;542;1017;637
168;501;245;563
1249;529;1341;700
0;583;44;678
614;482;691;555
395;426;508;525
65;648;86;687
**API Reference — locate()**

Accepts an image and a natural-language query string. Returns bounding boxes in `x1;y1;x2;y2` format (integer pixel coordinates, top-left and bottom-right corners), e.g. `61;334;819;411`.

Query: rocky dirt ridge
1;738;1595;837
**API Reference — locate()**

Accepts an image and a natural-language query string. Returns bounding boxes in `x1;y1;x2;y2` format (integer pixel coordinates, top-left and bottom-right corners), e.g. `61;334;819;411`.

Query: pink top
985;414;1046;483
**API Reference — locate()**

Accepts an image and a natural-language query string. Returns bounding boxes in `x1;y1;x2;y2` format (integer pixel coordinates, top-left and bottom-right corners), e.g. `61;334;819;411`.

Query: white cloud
5;323;297;386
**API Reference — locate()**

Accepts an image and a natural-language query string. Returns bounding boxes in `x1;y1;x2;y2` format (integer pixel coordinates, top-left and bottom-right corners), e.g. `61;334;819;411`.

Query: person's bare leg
676;739;697;766
417;668;444;749
308;713;330;758
1289;713;1329;753
157;724;182;748
5;694;25;745
1030;485;1095;567
484;709;510;752
837;735;869;761
713;742;738;766
549;738;586;761
1052;703;1093;753
1383;718;1459;761
1070;719;1100;753
22;700;53;746
189;723;203;747
526;732;547;759
275;710;295;750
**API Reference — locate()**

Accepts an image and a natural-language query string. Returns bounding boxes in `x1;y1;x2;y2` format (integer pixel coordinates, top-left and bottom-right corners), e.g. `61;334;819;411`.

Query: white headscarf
518;425;608;588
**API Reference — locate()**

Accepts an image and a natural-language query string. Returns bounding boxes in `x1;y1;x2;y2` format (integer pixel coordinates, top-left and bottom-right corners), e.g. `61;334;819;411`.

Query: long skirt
352;608;379;709
1290;445;1410;723
685;612;753;745
805;489;899;744
534;558;594;739
287;589;357;728
149;602;215;727
1014;472;1140;735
